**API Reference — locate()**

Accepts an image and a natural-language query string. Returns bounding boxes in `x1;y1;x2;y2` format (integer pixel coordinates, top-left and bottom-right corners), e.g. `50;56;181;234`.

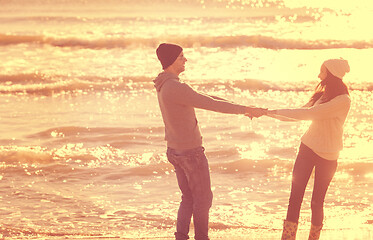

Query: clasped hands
245;107;268;119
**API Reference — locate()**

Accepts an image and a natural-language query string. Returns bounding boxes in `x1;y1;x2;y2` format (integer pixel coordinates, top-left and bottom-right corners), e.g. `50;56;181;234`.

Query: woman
266;59;351;240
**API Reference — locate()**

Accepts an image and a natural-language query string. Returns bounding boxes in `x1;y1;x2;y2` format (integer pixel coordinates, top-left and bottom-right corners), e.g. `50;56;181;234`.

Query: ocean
0;0;372;239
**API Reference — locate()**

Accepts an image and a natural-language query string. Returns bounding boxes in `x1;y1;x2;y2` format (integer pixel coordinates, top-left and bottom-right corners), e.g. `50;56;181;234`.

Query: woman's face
318;64;327;81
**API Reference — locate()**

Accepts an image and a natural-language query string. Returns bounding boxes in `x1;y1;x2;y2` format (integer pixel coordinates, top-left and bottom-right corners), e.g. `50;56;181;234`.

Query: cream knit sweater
270;94;351;160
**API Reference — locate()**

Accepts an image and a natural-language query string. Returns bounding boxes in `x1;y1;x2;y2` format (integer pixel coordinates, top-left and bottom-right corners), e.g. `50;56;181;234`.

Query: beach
0;0;373;239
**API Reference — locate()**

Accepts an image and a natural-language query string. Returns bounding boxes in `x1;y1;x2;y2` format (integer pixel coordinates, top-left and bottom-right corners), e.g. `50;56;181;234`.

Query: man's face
170;51;187;74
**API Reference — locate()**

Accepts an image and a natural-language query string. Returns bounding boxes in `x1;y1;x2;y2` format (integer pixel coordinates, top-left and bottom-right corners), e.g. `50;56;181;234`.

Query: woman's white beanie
323;58;350;79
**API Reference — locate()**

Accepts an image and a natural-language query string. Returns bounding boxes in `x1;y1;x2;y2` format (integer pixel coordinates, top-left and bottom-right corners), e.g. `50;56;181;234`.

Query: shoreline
119;227;373;240
1;228;372;240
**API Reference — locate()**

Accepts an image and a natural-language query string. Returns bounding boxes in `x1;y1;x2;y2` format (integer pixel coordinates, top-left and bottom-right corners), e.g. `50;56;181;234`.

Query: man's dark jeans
167;147;213;240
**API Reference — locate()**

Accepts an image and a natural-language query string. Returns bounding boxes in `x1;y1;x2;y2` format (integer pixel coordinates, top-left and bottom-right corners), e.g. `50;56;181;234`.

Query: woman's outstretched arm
267;95;350;121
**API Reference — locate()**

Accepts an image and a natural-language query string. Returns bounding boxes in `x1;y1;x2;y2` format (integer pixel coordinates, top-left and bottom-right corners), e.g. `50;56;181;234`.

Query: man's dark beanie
156;43;183;70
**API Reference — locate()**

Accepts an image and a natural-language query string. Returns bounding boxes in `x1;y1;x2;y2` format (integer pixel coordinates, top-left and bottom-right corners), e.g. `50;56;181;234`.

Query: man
153;43;261;240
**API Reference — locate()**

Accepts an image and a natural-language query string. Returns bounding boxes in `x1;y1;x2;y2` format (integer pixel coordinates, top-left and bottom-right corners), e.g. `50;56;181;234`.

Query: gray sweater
154;71;247;150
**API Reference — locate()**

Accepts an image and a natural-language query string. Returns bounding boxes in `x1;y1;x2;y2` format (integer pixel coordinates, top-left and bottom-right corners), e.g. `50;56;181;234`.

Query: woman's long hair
308;69;349;106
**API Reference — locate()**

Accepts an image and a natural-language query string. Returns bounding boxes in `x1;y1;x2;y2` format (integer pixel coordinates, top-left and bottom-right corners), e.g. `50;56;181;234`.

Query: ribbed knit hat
156;43;183;70
323;58;350;79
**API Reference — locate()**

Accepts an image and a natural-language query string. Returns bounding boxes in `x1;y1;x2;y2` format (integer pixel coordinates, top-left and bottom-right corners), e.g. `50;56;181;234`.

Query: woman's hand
245;107;268;119
267;110;277;115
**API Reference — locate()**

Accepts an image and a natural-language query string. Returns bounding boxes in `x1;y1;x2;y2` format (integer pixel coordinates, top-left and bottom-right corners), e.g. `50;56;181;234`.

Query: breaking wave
1;33;373;50
1;73;372;96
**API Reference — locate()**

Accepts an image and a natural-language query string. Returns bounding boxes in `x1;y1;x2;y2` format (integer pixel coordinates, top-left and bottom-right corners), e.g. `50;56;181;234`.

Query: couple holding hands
153;43;351;240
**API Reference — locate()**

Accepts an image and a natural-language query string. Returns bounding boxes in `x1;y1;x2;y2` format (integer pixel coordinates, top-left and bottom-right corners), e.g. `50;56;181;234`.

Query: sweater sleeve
274;95;351;120
170;82;248;114
266;100;313;122
267;114;299;122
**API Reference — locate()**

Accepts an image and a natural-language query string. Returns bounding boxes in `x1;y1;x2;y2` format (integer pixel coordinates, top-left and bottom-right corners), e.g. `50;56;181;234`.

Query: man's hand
245;107;268;119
